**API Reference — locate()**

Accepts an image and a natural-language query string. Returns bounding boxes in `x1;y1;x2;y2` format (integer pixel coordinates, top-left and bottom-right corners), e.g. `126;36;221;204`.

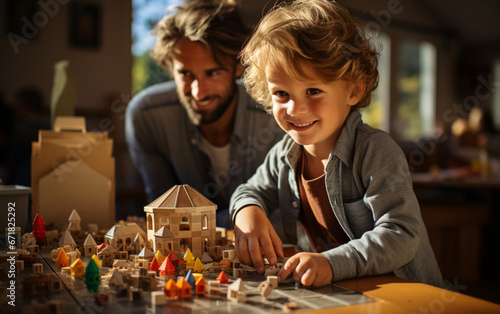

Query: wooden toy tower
144;185;217;259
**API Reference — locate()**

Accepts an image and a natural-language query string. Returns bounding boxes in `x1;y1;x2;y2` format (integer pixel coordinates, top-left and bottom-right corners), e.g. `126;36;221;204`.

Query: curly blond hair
240;0;379;112
151;0;250;72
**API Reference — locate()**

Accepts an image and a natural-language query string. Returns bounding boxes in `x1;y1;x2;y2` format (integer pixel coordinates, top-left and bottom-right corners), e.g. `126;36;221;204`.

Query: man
125;0;283;228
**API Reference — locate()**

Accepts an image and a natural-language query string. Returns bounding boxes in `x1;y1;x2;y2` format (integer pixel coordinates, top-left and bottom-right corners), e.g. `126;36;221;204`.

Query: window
396;39;436;140
180;216;190;231
361;29;437;141
132;0;180;94
202;215;208;230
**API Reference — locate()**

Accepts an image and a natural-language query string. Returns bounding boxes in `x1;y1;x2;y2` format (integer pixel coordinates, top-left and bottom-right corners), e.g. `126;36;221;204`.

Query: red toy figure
216;271;229;284
32;213;46;245
159;256;176;277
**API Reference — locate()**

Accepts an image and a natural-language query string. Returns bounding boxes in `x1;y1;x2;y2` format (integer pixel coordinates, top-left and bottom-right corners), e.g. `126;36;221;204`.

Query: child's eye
274;90;289;97
306;88;321;95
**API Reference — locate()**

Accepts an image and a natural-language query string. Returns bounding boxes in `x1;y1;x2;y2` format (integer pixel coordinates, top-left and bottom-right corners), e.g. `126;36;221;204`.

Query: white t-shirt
200;136;231;199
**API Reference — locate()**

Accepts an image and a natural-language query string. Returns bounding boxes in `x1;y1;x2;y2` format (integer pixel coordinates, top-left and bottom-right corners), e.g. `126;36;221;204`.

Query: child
230;0;444;288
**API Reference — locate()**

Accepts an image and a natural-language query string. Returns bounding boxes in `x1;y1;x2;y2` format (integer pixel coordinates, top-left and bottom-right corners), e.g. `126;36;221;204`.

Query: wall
0;0;132;116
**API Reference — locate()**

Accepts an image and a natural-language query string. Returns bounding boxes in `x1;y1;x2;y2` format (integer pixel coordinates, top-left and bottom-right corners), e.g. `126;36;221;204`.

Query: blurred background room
1;0;499;303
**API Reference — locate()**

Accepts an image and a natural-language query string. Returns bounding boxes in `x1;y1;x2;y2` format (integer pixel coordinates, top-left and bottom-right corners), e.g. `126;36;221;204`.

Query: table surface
7;250;500;314
334;276;500;314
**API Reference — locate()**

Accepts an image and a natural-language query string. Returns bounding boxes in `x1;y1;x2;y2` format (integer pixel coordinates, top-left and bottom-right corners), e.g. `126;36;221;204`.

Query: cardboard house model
144;185;216;259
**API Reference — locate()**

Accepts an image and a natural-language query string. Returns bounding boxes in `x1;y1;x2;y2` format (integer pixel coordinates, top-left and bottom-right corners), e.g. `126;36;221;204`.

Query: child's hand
234;205;284;274
278;252;332;287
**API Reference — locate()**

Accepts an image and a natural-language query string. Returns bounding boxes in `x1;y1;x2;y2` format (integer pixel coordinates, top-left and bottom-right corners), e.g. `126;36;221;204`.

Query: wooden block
151;291;167;306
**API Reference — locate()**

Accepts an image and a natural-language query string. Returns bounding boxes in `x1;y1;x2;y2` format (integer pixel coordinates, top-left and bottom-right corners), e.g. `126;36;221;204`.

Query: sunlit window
132;0;179;95
361;29;437;141
396;39;436;140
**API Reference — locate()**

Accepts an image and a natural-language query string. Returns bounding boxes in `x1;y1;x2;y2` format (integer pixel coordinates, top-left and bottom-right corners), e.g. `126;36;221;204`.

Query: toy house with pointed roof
104;222;147;252
144;185;216;259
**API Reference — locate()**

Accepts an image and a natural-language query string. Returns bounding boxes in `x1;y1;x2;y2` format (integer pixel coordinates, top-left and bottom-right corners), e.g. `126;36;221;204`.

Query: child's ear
347;82;365;107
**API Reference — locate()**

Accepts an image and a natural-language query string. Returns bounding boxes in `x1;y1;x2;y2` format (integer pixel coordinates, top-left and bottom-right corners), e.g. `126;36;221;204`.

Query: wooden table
330;275;500;314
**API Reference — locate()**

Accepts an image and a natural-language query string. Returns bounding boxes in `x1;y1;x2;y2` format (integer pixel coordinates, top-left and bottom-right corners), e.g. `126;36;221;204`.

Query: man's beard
179;82;237;126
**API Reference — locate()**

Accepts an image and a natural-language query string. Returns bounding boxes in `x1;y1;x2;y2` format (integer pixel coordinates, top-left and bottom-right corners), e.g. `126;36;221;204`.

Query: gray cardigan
230;110;444;287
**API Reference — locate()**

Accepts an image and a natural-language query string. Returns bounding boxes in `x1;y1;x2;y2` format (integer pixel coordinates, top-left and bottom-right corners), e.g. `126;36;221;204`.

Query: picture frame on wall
68;3;101;49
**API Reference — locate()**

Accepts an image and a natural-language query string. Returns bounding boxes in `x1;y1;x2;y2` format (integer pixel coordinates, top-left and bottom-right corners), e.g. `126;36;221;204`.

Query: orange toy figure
32;213;46;245
176;278;192;299
195;276;207;295
56;248;69;268
163;279;179;299
216;271;229;284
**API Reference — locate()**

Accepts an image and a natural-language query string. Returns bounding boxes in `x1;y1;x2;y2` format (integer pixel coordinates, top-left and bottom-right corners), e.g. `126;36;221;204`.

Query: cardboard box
31;117;115;230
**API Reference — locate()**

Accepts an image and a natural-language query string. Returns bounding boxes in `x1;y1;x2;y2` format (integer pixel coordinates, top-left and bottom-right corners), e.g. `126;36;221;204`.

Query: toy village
1;185;368;313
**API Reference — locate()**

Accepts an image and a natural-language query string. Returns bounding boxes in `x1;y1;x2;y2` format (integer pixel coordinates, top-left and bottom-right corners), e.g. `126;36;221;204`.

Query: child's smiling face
266;61;362;155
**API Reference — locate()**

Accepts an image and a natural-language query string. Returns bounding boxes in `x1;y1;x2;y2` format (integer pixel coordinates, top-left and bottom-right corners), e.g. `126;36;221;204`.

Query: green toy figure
84;258;101;293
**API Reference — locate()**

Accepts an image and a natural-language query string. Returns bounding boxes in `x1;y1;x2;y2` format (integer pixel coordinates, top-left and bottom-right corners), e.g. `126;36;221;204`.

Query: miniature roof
71;258;85;268
165;279;179;291
100;245;118;254
68;209;81;222
58;229;76;246
149;258;160;271
154;226;175;238
83;234;97;246
228;278;248;292
138;247;154;258
33;213;45;227
200;252;213;263
105;222;146;239
109;271;125;286
146;184;216;209
133;233;145;243
113;260;128;268
159;256;176;275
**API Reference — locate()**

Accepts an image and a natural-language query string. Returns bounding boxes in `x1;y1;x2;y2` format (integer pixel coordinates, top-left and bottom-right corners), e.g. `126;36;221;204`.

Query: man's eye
179;71;192;78
306;88;321;95
275;90;288;97
207;70;220;77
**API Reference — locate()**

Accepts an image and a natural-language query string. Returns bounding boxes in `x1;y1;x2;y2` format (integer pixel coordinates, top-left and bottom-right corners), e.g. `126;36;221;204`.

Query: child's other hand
278;252;332;287
234;205;284;274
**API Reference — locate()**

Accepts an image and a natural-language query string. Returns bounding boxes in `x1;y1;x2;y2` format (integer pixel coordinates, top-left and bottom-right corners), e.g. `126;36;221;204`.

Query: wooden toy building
144;185;216;259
